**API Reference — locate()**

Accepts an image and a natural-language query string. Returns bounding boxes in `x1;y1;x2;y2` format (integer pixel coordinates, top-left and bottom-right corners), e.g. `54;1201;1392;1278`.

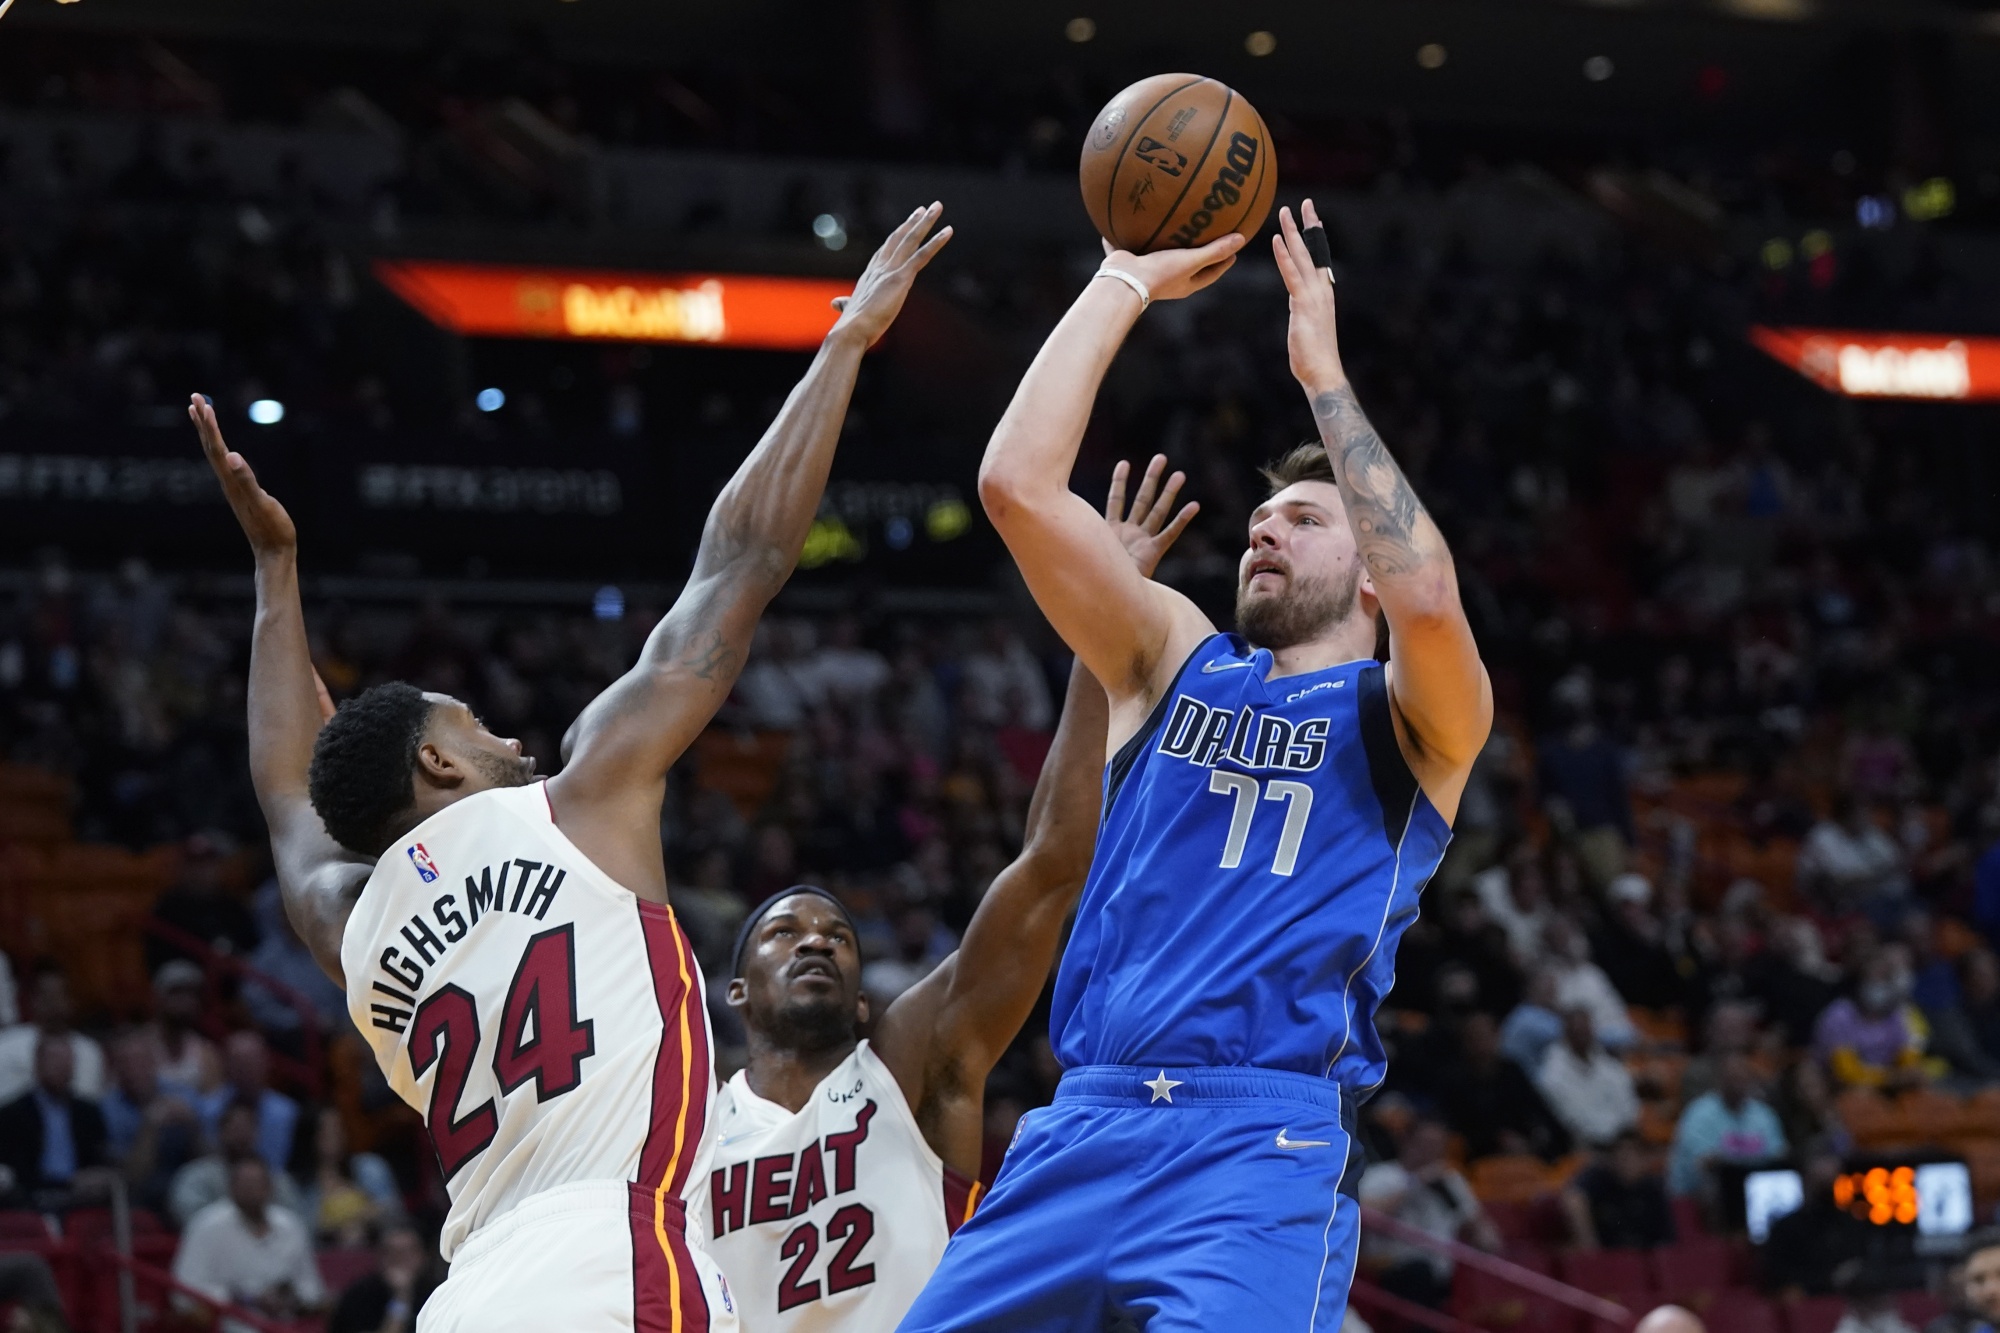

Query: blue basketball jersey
1051;633;1452;1090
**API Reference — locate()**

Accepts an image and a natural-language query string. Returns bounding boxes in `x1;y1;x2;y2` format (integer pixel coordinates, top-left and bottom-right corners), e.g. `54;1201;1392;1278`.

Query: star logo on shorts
1143;1070;1184;1104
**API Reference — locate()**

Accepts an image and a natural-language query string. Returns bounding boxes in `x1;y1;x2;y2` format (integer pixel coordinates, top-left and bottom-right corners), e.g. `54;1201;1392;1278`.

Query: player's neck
742;1035;860;1114
1257;616;1377;681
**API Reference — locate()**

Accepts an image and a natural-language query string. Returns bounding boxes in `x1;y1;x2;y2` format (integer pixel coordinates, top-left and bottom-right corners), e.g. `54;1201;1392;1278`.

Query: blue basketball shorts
895;1064;1363;1333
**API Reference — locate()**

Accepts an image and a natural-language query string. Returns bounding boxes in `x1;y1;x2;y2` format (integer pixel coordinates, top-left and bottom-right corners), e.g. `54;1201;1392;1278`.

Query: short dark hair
1260;442;1337;496
308;682;434;857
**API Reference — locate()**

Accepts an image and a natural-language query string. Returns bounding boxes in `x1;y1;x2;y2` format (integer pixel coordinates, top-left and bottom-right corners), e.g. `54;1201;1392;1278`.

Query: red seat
0;1211;51;1241
1501;1242;1556;1275
1557;1249;1655;1300
1670;1195;1704;1238
1705;1295;1783;1333
1451;1266;1583;1333
319;1245;378;1293
1782;1296;1847;1333
1898;1292;1945;1326
1652;1237;1736;1305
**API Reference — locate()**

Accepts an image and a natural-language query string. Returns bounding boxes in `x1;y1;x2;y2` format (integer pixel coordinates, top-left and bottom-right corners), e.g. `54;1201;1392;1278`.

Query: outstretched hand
1100;231;1245;304
1105;454;1199;579
828;202;954;349
191;394;297;560
1271;200;1348;396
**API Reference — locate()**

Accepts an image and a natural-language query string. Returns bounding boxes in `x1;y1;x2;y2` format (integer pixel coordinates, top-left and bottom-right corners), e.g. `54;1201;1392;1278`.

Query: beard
468;749;533;789
763;992;855;1054
1235;564;1361;650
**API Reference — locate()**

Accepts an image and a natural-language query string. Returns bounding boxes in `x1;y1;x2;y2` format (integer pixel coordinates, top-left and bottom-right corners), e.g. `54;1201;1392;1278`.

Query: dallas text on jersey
367;854;572;1033
1156;694;1332;771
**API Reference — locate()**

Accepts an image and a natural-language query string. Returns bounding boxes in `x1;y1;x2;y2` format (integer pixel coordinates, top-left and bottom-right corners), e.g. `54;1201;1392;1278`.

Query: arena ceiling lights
373;260;849;350
1748;326;2000;401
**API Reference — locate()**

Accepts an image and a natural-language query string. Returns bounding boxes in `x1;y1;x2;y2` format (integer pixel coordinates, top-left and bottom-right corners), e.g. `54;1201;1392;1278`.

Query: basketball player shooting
898;199;1490;1332
690;462;1195;1333
193;203;950;1333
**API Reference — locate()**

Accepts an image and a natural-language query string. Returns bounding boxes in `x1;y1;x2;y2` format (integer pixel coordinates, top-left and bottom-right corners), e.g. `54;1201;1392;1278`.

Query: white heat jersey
689;1041;979;1332
342;782;716;1269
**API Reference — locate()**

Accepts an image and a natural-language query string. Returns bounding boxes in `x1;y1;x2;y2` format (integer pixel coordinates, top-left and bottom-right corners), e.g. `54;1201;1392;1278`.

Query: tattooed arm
549;206;951;900
1272;200;1492;817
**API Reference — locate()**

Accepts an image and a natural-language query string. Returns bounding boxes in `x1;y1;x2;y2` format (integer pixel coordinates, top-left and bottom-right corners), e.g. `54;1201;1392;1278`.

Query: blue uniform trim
1356;665;1419;848
1057;1063;1345;1111
1101;639;1204;815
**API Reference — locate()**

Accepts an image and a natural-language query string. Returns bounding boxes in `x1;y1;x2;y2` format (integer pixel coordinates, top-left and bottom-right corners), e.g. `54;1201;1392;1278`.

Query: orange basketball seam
1136;86;1234;253
1104;75;1208;251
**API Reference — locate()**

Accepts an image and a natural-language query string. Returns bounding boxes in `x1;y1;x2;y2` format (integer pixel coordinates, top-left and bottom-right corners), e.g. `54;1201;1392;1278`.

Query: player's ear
854;990;871;1028
413;740;464;790
725;977;748;1008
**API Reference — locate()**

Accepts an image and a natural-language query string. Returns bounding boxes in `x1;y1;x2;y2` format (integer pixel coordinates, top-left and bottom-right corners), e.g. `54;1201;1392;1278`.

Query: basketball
1079;74;1278;255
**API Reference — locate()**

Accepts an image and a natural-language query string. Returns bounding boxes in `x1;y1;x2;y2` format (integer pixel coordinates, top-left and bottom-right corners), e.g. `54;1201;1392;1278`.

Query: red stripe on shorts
630;902;712;1333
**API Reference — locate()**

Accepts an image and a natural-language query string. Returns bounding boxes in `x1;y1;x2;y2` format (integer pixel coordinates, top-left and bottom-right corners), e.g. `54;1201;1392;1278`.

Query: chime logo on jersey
407;843;440;883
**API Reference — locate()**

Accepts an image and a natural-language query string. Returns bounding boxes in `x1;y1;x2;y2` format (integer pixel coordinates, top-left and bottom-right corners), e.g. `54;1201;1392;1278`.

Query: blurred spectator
1773;1057;1852;1156
1798;797;1908;918
1668;1052;1788;1197
1542;918;1638;1051
1814;945;1946;1091
1757;919;1845;1048
1562;1130;1676;1250
1359;1114;1501;1308
0;1253;67;1331
1954;951;2000;1068
101;1029;201;1212
0;1034;113;1209
169;1097;305;1226
859;903;955;1006
326;1220;441;1333
1682;1001;1761;1105
145;831;259;973
1538;1006;1642;1148
807;616;891;711
243;881;346;1045
296;1107;403;1246
140;960;223;1095
1833;1284;1920;1333
173;1157;325;1331
1536;696;1634;886
0;968;107;1103
1920;1231;2000;1333
0;949;16;1027
1471;843;1558;965
1763;1144;1872;1299
197;1031;301;1172
1591;874;1683;1010
958;622;1051;730
1500;969;1566;1071
1436;1011;1571;1161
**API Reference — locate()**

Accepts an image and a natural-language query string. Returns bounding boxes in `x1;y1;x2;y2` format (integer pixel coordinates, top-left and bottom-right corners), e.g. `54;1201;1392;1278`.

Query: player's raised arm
190;395;369;985
871;462;1195;1171
1272;200;1493;808
548;205;950;890
976;235;1241;721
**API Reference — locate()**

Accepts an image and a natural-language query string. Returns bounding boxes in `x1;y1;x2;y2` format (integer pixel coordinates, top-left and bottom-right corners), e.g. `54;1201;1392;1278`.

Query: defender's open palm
1105;455;1199;579
191;394;296;559
828;203;954;348
1102;231;1245;303
1272;200;1348;396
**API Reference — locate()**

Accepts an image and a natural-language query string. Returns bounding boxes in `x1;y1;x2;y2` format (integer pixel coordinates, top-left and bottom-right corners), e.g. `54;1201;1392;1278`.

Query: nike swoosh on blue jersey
1275;1128;1332;1150
1201;659;1256;673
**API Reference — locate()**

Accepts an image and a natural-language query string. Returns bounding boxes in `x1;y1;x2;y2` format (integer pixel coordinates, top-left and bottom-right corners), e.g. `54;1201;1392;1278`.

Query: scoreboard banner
1749;325;2000;401
374;260;848;350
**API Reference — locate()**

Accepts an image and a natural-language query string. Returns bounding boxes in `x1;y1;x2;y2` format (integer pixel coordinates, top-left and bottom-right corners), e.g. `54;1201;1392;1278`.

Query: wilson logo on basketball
1167;131;1260;248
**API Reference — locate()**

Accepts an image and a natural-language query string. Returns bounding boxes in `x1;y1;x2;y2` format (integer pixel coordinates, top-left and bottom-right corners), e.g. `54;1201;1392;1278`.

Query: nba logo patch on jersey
406;843;439;883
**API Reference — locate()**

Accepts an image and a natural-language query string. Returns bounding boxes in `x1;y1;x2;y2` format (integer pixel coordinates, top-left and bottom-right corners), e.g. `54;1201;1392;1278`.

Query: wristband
1093;264;1151;311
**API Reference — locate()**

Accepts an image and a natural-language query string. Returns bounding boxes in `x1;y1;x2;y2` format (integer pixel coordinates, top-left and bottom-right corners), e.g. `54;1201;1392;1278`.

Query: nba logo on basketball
406;843;439;883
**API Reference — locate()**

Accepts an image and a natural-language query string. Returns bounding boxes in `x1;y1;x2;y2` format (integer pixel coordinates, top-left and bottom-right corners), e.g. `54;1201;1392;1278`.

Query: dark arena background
4;0;2000;1329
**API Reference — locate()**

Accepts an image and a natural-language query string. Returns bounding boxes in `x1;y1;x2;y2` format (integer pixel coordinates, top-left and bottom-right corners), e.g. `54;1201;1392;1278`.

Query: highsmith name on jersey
689;1042;978;1332
341;782;716;1264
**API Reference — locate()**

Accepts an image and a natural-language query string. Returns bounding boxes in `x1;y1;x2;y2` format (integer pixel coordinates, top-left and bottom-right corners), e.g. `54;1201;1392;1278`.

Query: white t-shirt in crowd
173;1200;325;1330
1537;1041;1641;1147
0;1026;106;1104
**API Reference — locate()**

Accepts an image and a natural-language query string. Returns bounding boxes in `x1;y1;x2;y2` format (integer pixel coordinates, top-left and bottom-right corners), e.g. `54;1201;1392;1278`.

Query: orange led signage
1750;325;2000;401
373;260;848;350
